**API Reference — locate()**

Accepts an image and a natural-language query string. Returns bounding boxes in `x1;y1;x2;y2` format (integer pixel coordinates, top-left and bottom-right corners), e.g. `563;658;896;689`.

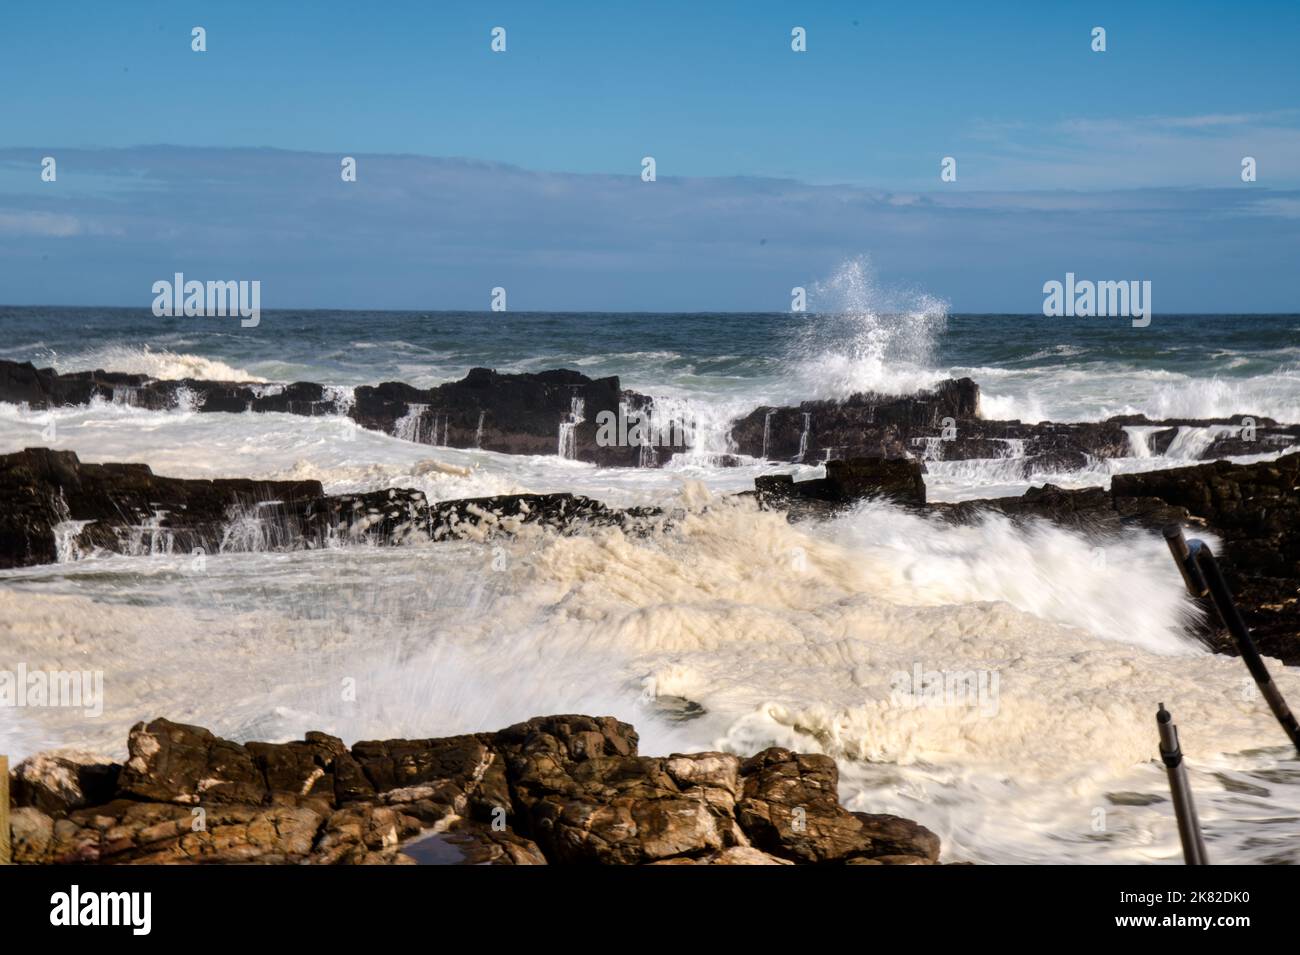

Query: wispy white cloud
954;111;1300;190
1149;113;1262;129
0;146;1296;311
0;211;89;237
1246;197;1300;218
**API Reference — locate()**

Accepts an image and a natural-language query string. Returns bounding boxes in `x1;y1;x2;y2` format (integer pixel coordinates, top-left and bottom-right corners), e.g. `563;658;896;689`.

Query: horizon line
2;304;1298;318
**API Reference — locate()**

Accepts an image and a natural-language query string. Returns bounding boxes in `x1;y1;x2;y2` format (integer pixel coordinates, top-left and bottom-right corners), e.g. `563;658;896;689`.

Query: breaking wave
46;344;266;383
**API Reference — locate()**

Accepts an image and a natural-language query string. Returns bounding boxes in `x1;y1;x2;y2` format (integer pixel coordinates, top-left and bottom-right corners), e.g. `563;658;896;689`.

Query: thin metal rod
1157;704;1208;865
1163;524;1207;597
1163;524;1300;753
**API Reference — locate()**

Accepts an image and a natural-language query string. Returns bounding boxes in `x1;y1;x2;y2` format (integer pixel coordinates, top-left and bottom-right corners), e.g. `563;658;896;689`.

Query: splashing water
557;397;586;459
393;403;428;443
789;256;950;401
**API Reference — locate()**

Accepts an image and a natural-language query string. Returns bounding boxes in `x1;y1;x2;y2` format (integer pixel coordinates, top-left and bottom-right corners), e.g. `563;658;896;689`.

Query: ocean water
2;291;1299;865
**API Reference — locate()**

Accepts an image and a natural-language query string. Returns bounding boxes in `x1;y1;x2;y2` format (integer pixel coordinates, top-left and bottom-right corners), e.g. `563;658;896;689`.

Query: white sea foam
970;365;1300;425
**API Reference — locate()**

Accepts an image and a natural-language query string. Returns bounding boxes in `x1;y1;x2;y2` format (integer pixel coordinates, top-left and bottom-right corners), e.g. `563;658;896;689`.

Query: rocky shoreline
3;361;1298;859
5;358;1296;471
8;715;941;866
0;447;662;570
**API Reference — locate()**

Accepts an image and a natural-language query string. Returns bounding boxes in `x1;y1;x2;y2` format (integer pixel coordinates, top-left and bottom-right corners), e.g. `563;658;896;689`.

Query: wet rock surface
5;360;1292;475
731;380;1297;473
8;715;941;866
0;359;684;467
0;448;658;569
731;378;980;463
4;357;1298;663
4;443;1296;664
1113;455;1300;663
736;748;939;864
754;457;927;510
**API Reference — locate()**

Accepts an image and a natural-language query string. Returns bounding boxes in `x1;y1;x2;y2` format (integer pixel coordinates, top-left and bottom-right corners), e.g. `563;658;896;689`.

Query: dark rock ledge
731;378;1299;469
5;358;1294;472
0;447;660;570
0;359;685;467
8;715;940;866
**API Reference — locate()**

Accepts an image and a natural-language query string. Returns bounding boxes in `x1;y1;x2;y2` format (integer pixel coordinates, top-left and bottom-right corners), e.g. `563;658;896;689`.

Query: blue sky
2;0;1298;311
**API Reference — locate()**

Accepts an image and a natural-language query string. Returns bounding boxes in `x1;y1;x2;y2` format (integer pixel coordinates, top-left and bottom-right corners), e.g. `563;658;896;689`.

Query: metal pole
1163;524;1300;753
1157;705;1208;865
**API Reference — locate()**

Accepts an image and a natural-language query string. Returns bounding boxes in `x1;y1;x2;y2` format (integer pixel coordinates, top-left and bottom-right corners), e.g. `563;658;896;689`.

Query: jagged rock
351;731;508;827
732;378;980;463
51;800;330;864
729;377;1298;471
10;807;55;864
729;380;1219;474
852;813;943;861
935;483;1168;533
1113;454;1300;662
735;748;940;864
0;448;659;569
0;359;688;468
1108;413;1299;460
313;805;424;865
8;358;1292;478
10;752;119;815
755;457;927;511
117;719;269;806
0;447;324;569
10;714;939;866
494;715;744;864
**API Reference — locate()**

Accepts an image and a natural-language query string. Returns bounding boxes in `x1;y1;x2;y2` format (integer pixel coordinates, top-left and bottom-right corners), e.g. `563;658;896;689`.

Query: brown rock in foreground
7;715;940;866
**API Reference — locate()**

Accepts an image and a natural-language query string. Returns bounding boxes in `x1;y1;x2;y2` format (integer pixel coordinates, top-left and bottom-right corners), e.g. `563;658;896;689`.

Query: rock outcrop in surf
0;447;657;570
5;358;1295;472
754;457;928;509
7;714;941;866
734;380;1299;472
0;359;687;468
